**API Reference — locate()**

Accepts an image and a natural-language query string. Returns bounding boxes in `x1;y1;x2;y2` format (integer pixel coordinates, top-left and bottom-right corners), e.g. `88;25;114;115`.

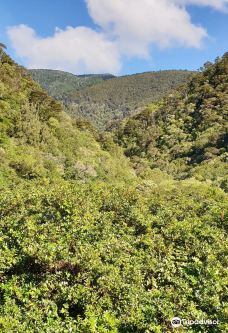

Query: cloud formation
7;0;228;74
86;0;207;57
7;24;121;74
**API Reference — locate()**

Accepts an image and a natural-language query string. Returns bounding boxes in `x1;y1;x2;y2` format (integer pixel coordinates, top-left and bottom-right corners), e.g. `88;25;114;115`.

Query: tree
0;42;6;49
0;42;7;62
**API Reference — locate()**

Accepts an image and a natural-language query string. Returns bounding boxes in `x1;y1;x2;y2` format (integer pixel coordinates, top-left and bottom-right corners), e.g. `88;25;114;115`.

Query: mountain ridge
29;69;115;100
29;68;194;129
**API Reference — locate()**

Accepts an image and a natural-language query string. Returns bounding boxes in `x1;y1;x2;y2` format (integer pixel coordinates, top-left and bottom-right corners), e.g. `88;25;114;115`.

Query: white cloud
7;0;228;74
86;0;208;57
7;24;121;74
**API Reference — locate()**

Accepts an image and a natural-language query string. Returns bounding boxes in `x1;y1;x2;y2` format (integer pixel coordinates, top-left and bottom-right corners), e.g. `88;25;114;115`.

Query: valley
30;68;193;129
0;47;227;332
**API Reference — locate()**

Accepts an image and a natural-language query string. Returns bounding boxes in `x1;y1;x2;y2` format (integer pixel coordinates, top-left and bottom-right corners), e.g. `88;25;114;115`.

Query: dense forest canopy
30;68;193;129
113;54;228;190
0;49;227;332
29;69;115;100
0;55;134;186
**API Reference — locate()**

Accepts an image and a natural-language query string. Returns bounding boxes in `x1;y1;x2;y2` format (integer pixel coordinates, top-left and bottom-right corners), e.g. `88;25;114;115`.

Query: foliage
67;70;193;129
0;180;227;332
29;69;115;102
0;53;135;186
113;54;228;189
30;68;193;129
0;50;227;332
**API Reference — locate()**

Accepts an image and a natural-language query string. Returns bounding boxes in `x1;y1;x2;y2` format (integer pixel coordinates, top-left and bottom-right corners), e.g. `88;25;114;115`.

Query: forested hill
0;53;134;185
0;48;227;332
113;53;228;189
29;69;115;100
66;70;193;129
30;68;193;129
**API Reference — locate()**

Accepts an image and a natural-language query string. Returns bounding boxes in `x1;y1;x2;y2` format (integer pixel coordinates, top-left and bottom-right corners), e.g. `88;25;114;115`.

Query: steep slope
0;53;134;186
113;53;228;189
66;70;193;129
29;69;115;100
0;50;227;333
30;68;193;129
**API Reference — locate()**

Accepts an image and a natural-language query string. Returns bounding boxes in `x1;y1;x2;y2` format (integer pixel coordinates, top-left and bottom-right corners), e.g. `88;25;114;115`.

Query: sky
0;0;227;75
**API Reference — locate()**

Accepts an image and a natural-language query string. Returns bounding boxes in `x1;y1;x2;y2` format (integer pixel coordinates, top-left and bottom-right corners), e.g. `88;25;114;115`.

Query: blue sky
0;0;227;75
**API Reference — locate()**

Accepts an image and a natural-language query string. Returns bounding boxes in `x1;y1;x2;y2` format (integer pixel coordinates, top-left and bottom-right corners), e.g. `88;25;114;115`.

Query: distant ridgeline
30;68;193;129
29;69;115;100
0;47;228;333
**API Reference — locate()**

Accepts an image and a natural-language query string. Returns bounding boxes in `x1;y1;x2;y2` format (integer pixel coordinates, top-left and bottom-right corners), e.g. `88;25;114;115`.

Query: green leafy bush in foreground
0;180;227;332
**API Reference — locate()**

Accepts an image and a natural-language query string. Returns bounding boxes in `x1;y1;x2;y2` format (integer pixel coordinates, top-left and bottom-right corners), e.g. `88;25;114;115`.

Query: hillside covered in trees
30;68;193;129
29;69;115;101
113;54;228;190
0;55;134;186
0;48;227;333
